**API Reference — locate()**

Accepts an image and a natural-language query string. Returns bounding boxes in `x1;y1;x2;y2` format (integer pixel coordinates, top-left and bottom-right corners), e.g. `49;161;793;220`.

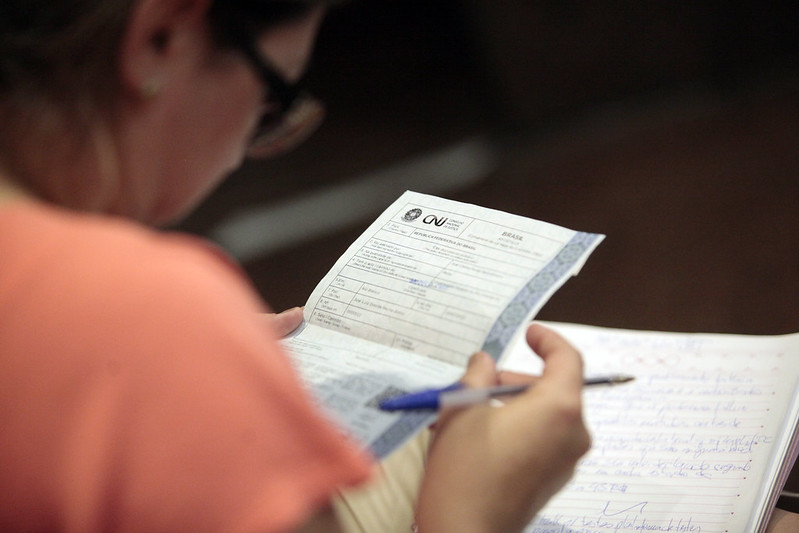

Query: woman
0;1;590;531
0;1;785;532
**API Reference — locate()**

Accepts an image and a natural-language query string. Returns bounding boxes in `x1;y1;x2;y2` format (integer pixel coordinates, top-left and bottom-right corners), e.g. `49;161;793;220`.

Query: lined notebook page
499;322;799;533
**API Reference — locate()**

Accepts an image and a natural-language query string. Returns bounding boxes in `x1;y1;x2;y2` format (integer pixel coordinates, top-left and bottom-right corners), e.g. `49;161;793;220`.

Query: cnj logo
422;214;447;227
402;208;448;227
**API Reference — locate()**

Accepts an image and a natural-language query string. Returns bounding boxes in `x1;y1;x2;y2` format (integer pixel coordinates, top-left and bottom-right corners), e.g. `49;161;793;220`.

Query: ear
118;0;211;100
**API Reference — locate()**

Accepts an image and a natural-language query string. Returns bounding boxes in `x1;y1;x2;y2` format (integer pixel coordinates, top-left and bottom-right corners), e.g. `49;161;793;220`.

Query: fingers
459;351;499;389
431;352;497;430
498;370;540;387
420;333;590;533
526;323;584;393
263;306;304;338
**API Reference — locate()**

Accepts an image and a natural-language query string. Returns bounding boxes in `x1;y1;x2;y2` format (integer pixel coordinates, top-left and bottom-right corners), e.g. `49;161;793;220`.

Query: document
284;191;604;458
504;322;799;533
281;190;799;531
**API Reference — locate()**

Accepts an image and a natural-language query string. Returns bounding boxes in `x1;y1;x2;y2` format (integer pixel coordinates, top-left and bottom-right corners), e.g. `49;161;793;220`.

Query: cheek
203;79;261;162
154;75;261;223
193;69;263;175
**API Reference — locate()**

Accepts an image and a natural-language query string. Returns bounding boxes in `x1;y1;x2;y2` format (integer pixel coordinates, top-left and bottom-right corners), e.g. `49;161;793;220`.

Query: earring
141;79;162;99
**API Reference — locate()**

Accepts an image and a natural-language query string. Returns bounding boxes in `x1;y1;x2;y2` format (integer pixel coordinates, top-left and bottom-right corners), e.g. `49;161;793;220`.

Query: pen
378;374;635;412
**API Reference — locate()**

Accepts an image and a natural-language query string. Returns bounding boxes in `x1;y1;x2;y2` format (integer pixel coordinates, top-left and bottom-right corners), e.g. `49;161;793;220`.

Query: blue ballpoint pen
378;374;635;412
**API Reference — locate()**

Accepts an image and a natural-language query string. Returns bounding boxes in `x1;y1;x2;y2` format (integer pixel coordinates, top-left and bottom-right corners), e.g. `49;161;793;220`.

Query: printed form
284;191;604;457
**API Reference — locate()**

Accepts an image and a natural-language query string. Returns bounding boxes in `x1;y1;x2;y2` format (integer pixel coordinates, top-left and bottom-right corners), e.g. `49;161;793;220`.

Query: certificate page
286;322;463;457
302;191;604;366
284;191;604;457
502;322;799;533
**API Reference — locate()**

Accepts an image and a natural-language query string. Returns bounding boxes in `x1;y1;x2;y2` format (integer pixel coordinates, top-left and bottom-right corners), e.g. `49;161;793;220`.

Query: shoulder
1;201;284;400
5;201;267;320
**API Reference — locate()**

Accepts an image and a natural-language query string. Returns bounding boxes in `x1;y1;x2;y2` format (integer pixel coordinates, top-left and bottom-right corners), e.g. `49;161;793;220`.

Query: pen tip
613;374;635;383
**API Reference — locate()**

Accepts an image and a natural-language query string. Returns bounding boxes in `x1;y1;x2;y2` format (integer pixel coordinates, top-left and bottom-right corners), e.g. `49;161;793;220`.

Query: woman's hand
416;323;591;533
263;306;304;338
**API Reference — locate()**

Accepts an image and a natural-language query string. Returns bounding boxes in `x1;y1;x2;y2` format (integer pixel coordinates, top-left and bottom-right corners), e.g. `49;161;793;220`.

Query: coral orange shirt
0;202;372;532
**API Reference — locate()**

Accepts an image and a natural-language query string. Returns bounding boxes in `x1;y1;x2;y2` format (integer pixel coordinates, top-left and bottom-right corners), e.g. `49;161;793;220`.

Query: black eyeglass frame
234;31;304;120
207;5;325;157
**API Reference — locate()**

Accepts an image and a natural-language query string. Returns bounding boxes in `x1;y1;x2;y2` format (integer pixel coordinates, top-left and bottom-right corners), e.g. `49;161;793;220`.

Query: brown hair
0;1;134;202
0;2;132;102
0;0;340;205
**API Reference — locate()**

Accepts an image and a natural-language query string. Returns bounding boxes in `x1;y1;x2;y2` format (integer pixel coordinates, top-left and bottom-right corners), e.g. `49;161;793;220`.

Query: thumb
263;307;304;338
459;351;499;388
432;352;498;429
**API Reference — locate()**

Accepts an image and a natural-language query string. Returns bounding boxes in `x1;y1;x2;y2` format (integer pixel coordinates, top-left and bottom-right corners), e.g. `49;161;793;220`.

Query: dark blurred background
176;0;799;497
178;0;798;334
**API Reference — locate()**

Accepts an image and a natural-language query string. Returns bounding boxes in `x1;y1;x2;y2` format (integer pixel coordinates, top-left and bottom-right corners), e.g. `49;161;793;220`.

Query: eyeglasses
233;31;325;158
